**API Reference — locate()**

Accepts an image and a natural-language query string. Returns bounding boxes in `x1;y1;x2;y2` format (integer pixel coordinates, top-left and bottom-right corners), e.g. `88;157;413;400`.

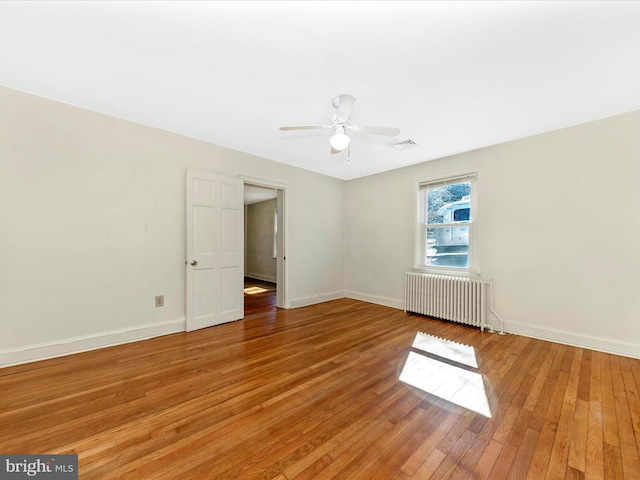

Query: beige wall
0;86;345;366
245;198;277;282
345;109;640;358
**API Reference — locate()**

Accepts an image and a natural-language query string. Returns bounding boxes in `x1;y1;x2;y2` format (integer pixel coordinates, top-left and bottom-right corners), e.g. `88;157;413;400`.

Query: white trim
341;294;640;359
245;273;277;283
288;291;345;308
410;266;482;279
0;318;185;369
237;175;288;191
344;291;404;310
3;304;638;370
240;175;289;309
418;172;478;189
501;320;640;360
413;169;480;275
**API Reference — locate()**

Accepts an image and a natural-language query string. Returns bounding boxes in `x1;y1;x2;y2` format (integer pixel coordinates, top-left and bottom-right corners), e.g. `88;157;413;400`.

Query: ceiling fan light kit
329;129;350;152
280;93;400;159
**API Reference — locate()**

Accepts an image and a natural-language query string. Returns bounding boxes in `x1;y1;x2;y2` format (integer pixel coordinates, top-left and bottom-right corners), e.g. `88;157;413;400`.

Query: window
416;173;478;273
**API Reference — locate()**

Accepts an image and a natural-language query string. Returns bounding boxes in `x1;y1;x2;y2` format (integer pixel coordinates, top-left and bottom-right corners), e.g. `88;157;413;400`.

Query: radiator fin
404;272;486;330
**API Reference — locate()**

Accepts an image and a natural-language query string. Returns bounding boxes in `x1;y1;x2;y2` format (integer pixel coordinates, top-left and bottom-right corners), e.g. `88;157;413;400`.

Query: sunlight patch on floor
400;333;492;417
244;286;268;295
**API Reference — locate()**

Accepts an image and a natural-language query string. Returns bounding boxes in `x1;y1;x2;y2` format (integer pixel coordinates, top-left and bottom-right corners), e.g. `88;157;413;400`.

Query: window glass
453;208;470;222
418;177;475;272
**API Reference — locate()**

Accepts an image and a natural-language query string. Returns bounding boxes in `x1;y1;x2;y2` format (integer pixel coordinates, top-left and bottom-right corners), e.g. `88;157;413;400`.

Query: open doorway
244;182;285;316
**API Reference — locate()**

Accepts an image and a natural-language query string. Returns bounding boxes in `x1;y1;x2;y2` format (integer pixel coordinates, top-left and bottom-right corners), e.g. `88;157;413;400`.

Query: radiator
404;272;486;330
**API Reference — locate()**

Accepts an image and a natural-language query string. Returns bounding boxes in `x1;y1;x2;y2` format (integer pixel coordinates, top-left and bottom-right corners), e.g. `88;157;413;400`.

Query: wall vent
393;139;417;151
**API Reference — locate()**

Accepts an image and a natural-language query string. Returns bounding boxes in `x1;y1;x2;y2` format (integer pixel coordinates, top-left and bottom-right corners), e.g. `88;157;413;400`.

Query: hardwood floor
244;277;277;316
2;299;640;479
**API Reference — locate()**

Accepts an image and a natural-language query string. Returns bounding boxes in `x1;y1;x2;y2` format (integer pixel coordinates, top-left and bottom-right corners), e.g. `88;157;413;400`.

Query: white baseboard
501;320;640;360
363;298;640;359
5;302;637;369
288;291;345;308
245;273;276;283
344;291;404;310
0;318;186;369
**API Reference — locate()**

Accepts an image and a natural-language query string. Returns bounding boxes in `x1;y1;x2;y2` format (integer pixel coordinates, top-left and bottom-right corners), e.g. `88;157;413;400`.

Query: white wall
346;109;640;358
0;86;345;366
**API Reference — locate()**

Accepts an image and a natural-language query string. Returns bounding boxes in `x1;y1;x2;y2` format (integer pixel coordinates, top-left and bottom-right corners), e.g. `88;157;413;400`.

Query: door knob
190;260;198;266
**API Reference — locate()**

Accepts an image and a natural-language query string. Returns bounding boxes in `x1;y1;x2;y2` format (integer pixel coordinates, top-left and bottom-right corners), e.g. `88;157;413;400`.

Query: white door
186;170;244;332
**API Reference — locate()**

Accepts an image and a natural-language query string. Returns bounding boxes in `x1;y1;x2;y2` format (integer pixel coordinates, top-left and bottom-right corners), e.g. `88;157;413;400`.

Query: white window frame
414;171;480;276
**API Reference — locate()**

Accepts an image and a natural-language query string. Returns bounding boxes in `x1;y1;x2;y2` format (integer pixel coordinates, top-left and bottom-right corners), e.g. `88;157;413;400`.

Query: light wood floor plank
545;349;583;480
568;399;589;473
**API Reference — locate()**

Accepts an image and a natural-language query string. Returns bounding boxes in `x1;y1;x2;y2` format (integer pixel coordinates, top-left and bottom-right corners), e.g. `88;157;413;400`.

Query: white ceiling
2;1;640;181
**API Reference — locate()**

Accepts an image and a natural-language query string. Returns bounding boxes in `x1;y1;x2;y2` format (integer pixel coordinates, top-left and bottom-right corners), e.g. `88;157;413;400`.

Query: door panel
222;208;239;253
186;170;244;332
194;205;216;253
221;266;240;312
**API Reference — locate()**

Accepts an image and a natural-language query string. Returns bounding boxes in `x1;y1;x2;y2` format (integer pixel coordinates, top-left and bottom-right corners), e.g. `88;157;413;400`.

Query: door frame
240;175;288;309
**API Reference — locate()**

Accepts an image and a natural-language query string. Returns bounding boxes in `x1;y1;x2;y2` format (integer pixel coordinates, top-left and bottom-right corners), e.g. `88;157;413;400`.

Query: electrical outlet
155;295;164;307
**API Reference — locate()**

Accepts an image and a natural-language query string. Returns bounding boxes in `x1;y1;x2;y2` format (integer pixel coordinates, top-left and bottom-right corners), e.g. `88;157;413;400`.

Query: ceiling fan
280;94;400;155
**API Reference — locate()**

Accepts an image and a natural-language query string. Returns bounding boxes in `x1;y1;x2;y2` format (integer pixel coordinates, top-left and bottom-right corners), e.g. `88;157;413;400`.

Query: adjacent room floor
244;276;277;317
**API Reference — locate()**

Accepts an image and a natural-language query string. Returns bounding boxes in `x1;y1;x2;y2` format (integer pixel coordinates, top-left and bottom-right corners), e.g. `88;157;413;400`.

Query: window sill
411;266;481;279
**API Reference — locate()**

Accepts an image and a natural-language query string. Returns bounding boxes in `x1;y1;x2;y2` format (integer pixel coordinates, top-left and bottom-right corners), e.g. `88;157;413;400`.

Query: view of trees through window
425;181;471;268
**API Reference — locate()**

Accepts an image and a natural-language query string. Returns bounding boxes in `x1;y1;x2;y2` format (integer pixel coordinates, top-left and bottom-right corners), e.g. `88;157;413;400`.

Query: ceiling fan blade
280;125;330;131
336;94;356;122
352;125;400;137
